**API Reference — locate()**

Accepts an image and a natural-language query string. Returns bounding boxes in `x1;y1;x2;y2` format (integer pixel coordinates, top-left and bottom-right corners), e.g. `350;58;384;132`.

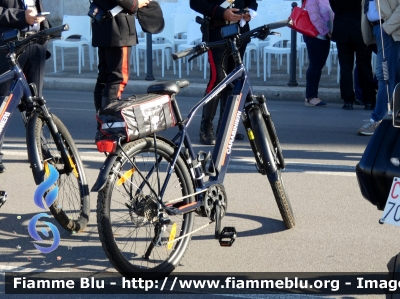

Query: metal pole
287;2;298;87
145;32;155;81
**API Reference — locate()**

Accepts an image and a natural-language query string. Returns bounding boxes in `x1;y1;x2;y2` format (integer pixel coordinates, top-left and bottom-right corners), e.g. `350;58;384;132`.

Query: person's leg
94;47;106;113
353;65;364;104
303;36;329;106
358;26;400;135
199;46;223;145
355;42;376;110
371;25;400;122
217;25;250;140
101;46;131;108
20;43;47;96
199;25;229;145
336;41;356;109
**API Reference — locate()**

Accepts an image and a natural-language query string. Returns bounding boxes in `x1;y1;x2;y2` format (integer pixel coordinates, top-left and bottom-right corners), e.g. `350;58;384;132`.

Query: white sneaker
357;120;381;136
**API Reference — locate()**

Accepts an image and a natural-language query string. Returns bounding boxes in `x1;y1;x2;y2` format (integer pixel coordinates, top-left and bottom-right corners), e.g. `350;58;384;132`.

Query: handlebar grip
44;23;69;37
196;16;203;25
172;47;197;61
267;20;289;30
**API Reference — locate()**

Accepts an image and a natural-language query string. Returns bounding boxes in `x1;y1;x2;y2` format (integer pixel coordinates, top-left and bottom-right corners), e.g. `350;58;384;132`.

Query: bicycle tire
32;112;90;232
97;137;195;276
248;106;295;229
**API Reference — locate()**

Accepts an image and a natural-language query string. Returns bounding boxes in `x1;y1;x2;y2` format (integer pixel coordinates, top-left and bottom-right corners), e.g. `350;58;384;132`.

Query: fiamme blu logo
28;164;61;253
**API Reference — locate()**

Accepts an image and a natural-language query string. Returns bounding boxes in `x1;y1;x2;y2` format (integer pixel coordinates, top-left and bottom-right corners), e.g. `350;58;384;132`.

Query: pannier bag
356;117;400;210
95;94;176;143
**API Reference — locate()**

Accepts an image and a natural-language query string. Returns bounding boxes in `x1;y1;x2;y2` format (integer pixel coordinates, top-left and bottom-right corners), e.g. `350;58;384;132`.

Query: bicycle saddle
147;80;190;95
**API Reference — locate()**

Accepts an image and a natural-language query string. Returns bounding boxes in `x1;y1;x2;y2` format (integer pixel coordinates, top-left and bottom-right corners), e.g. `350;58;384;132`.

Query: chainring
203;184;228;221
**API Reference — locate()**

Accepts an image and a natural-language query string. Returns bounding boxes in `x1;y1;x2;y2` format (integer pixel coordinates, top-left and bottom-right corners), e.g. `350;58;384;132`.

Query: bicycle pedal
219;227;236;247
0;191;8;208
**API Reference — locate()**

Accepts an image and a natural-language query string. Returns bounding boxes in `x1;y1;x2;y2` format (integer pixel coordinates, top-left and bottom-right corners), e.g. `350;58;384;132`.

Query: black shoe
0;162;6;173
364;103;375;110
342;102;353;110
235;133;245;140
354;99;364;105
199;124;216;145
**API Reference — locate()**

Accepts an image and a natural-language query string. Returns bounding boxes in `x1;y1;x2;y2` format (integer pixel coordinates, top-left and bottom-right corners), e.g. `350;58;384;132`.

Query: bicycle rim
97;137;194;275
34;112;90;232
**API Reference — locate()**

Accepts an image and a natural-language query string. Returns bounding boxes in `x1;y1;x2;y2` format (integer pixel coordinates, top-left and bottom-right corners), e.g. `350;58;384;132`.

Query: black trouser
336;41;376;104
201;22;249;132
93;46;131;111
0;42;47;161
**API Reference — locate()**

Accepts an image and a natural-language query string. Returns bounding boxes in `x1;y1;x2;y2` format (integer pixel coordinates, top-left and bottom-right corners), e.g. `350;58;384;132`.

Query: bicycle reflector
96;140;117;153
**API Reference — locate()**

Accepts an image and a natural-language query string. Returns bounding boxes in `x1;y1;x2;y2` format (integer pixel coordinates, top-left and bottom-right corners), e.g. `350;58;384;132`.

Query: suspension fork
26;108;72;185
40;105;73;173
256;95;285;168
242;95;279;177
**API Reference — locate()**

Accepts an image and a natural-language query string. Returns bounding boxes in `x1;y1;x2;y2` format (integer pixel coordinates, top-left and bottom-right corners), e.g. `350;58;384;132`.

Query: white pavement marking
2;146;357;176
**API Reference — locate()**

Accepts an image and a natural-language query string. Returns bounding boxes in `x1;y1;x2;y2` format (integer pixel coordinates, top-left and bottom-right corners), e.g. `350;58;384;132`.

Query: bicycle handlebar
0;23;69;54
171;19;289;61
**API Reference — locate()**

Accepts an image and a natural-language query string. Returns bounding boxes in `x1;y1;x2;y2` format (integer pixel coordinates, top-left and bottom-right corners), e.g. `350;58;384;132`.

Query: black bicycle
92;20;294;276
0;24;90;232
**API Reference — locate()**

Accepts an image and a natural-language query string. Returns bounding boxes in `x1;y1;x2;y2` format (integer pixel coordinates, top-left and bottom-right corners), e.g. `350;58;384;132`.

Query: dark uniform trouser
336;41;376;104
0;42;47;161
94;46;131;111
201;22;249;134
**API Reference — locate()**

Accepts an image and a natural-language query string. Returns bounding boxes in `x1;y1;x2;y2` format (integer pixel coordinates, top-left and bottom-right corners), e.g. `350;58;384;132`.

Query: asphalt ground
0;89;396;299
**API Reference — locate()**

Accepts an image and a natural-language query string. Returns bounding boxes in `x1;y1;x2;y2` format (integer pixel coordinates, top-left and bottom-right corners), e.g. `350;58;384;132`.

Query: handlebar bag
95;94;176;143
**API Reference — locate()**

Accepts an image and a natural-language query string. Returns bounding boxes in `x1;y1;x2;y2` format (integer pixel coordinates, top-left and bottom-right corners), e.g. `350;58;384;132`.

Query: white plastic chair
262;27;292;80
173;13;194;51
298;35;307;78
176;17;202;78
135;15;175;77
325;41;338;75
52;15;94;74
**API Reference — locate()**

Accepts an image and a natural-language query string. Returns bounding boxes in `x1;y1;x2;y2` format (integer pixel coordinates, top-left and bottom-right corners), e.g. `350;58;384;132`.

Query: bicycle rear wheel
32;112;90;232
248;106;295;229
97;137;195;276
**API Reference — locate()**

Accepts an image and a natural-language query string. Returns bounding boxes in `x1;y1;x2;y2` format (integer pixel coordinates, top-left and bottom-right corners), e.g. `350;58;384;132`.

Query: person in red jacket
0;0;51;173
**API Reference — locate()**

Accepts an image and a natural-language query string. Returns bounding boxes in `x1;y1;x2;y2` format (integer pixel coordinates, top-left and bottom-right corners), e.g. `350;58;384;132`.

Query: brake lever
270;31;281;36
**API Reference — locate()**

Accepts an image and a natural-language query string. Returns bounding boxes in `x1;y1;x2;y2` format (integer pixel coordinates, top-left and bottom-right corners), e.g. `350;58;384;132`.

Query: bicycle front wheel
97;137;195;276
33;112;90;232
248;107;295;229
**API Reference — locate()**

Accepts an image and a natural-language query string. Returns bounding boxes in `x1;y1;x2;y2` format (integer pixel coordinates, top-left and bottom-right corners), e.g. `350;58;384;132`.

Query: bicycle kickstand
0;190;8;208
214;202;236;247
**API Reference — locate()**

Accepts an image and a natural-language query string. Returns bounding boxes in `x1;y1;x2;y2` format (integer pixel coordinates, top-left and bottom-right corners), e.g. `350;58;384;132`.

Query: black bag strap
162;105;172;127
133;106;146;138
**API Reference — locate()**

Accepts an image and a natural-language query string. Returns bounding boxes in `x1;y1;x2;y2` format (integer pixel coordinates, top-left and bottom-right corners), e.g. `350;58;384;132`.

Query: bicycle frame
0;30;72;185
0;56;32;138
93;29;277;218
165;62;261;215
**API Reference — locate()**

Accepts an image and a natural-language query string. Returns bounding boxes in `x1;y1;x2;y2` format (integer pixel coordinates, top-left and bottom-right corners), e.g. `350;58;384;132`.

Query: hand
242;12;251;22
138;0;150;9
25;8;45;25
223;8;244;22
